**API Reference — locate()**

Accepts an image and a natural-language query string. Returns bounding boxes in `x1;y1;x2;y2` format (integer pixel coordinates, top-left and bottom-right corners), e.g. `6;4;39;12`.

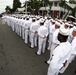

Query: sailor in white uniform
35;20;48;55
30;18;37;48
47;28;71;75
24;17;32;44
47;19;55;50
47;21;61;64
68;26;76;63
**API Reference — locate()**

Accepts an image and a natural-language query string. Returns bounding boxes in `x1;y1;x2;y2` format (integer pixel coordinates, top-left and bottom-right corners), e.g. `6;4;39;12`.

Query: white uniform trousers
12;22;15;31
18;25;22;37
30;33;37;48
47;33;53;50
15;23;18;33
22;27;25;39
24;29;29;44
37;37;46;55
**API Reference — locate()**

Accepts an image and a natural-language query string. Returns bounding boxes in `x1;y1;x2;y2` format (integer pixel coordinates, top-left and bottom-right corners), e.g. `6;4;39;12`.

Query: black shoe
35;52;37;55
45;61;47;64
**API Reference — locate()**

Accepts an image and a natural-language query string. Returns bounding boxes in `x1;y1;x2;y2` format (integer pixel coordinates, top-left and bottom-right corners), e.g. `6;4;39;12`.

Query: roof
39;7;50;11
66;3;76;9
51;6;68;12
17;8;25;12
67;15;76;20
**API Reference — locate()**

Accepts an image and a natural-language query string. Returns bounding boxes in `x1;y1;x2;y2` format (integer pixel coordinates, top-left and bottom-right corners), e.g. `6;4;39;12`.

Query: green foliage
5;6;11;12
69;0;76;4
59;0;66;7
28;0;49;14
71;6;76;17
69;0;76;17
12;0;21;12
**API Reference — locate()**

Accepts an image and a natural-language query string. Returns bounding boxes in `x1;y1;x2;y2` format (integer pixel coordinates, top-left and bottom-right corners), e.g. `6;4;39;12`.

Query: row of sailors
1;15;76;75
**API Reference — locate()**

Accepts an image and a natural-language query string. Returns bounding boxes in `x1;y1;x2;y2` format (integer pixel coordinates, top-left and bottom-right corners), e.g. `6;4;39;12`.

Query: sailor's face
72;31;76;37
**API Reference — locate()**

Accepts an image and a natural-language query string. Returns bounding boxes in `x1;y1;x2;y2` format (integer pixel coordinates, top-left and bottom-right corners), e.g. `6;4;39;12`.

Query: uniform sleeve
52;32;60;44
30;24;35;33
50;47;62;69
71;40;76;55
38;28;44;38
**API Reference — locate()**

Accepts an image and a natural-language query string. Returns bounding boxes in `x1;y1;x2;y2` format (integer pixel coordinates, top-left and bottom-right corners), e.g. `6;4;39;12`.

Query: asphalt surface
0;18;76;75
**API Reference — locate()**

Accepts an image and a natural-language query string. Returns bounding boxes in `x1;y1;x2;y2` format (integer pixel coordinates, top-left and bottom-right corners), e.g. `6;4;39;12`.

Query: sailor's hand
43;35;46;38
35;31;37;34
63;60;67;67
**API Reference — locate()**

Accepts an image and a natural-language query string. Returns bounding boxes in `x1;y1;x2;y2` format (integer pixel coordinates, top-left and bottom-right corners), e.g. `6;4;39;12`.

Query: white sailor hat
65;23;70;27
36;16;40;19
40;20;44;23
59;28;69;36
55;21;61;26
27;16;29;19
51;19;55;23
32;18;36;20
73;26;76;32
73;22;76;26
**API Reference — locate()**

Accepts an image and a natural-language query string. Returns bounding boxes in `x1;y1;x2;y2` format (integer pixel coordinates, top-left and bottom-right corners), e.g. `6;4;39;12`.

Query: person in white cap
24;17;32;44
30;18;37;48
68;26;76;63
46;21;61;64
21;17;26;39
68;23;74;43
44;17;50;31
47;28;71;75
60;23;70;29
47;19;55;50
35;20;48;55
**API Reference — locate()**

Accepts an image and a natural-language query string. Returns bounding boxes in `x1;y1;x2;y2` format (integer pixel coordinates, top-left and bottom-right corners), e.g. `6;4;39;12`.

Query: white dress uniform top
44;19;50;31
68;26;76;63
47;21;61;64
37;20;48;55
47;28;71;75
68;27;73;43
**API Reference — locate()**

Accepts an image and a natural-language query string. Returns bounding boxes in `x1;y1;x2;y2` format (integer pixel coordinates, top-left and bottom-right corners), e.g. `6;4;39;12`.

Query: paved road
0;18;76;75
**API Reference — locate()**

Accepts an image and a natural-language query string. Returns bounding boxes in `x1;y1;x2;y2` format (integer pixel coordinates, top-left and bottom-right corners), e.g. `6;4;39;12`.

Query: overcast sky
0;0;69;14
0;0;26;14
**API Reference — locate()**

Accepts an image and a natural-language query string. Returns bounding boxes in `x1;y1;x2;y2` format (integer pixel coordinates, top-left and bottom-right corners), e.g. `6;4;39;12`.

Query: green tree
28;0;49;14
12;0;21;12
71;6;76;17
28;0;40;14
69;0;76;17
59;0;66;7
69;0;76;4
5;6;11;12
